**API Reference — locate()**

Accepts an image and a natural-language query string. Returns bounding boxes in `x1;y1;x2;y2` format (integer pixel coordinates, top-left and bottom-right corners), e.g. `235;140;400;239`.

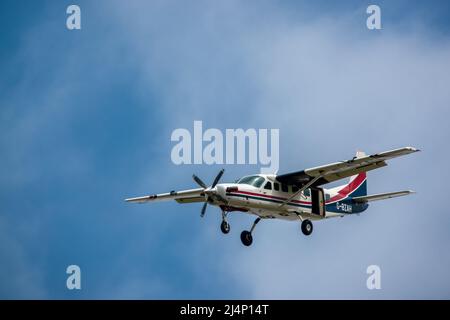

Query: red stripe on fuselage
228;190;311;204
229;173;366;206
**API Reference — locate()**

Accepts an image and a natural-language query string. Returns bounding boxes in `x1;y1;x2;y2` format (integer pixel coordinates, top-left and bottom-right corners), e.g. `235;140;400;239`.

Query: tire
220;221;230;234
301;220;313;236
240;230;253;246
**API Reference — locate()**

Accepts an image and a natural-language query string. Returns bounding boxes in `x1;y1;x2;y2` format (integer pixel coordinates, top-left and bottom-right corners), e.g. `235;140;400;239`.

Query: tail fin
348;150;367;197
327;151;368;199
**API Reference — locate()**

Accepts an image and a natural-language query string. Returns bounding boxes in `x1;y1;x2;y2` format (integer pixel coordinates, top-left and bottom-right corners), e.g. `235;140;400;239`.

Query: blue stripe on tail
351;179;367;198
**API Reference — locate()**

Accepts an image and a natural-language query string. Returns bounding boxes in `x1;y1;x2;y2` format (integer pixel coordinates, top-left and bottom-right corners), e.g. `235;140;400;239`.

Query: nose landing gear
220;220;230;234
220;211;230;234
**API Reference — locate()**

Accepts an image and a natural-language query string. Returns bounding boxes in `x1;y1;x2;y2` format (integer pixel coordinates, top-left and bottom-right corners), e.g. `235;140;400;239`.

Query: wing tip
124;195;153;203
406;146;421;153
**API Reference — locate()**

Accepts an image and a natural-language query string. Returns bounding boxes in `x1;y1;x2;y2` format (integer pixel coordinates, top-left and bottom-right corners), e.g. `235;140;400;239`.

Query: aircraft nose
216;185;226;198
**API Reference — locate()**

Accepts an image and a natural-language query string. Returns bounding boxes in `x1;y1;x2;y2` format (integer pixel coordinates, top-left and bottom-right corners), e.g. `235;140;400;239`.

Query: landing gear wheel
240;231;253;246
301;219;313;236
220;220;230;234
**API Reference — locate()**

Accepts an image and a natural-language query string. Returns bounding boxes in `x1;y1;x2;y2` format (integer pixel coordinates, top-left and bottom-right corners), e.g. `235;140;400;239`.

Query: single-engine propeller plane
125;147;419;246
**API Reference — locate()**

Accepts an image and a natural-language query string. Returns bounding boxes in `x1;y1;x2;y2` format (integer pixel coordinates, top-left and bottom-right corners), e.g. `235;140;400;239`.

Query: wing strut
277;175;322;209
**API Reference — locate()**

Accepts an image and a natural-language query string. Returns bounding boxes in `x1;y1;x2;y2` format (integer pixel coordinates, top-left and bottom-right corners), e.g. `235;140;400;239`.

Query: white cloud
105;0;450;298
1;0;449;298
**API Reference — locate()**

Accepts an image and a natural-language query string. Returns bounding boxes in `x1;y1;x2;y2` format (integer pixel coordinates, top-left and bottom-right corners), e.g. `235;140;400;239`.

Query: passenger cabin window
264;182;272;190
325;194;330;201
274;183;280;191
281;184;288;192
303;188;311;197
292;185;299;193
237;175;265;188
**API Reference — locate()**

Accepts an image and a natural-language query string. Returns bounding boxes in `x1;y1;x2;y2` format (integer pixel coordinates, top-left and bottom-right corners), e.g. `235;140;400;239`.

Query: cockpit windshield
237;175;265;188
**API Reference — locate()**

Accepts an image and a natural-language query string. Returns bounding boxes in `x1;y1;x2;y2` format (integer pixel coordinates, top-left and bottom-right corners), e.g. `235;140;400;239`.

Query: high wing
125;188;205;204
276;146;419;187
352;190;415;203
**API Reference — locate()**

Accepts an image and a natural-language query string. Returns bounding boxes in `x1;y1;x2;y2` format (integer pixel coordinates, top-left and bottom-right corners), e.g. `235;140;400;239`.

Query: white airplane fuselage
125;146;418;246
209;173;369;221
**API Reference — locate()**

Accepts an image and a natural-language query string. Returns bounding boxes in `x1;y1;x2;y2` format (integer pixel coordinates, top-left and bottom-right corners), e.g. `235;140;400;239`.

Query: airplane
125;146;419;246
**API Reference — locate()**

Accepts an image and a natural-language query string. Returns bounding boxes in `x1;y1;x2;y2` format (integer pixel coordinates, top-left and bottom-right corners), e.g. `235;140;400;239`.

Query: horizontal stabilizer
352;190;415;203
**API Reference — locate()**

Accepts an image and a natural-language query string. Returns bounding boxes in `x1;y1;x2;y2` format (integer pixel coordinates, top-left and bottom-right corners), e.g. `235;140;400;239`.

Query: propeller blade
193;174;207;189
200;202;208;217
211;169;225;188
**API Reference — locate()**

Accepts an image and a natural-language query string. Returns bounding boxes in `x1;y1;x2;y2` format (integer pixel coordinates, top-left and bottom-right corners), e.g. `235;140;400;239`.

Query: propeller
211;169;224;188
192;175;207;189
200;202;208;217
192;169;225;217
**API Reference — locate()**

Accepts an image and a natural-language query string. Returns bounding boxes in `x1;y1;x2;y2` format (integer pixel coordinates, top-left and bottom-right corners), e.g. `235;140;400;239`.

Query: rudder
348;150;367;197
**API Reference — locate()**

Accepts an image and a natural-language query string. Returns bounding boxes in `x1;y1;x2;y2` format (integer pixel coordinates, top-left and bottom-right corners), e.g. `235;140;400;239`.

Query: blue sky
0;0;449;299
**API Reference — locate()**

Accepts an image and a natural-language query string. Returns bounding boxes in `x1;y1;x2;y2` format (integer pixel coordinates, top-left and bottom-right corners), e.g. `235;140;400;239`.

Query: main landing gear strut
296;213;313;236
221;213;311;246
240;217;261;246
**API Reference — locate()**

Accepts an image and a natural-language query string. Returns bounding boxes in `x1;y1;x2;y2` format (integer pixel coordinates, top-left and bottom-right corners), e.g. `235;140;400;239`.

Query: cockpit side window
303;188;311;197
281;184;288;192
264;181;272;190
253;177;265;188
